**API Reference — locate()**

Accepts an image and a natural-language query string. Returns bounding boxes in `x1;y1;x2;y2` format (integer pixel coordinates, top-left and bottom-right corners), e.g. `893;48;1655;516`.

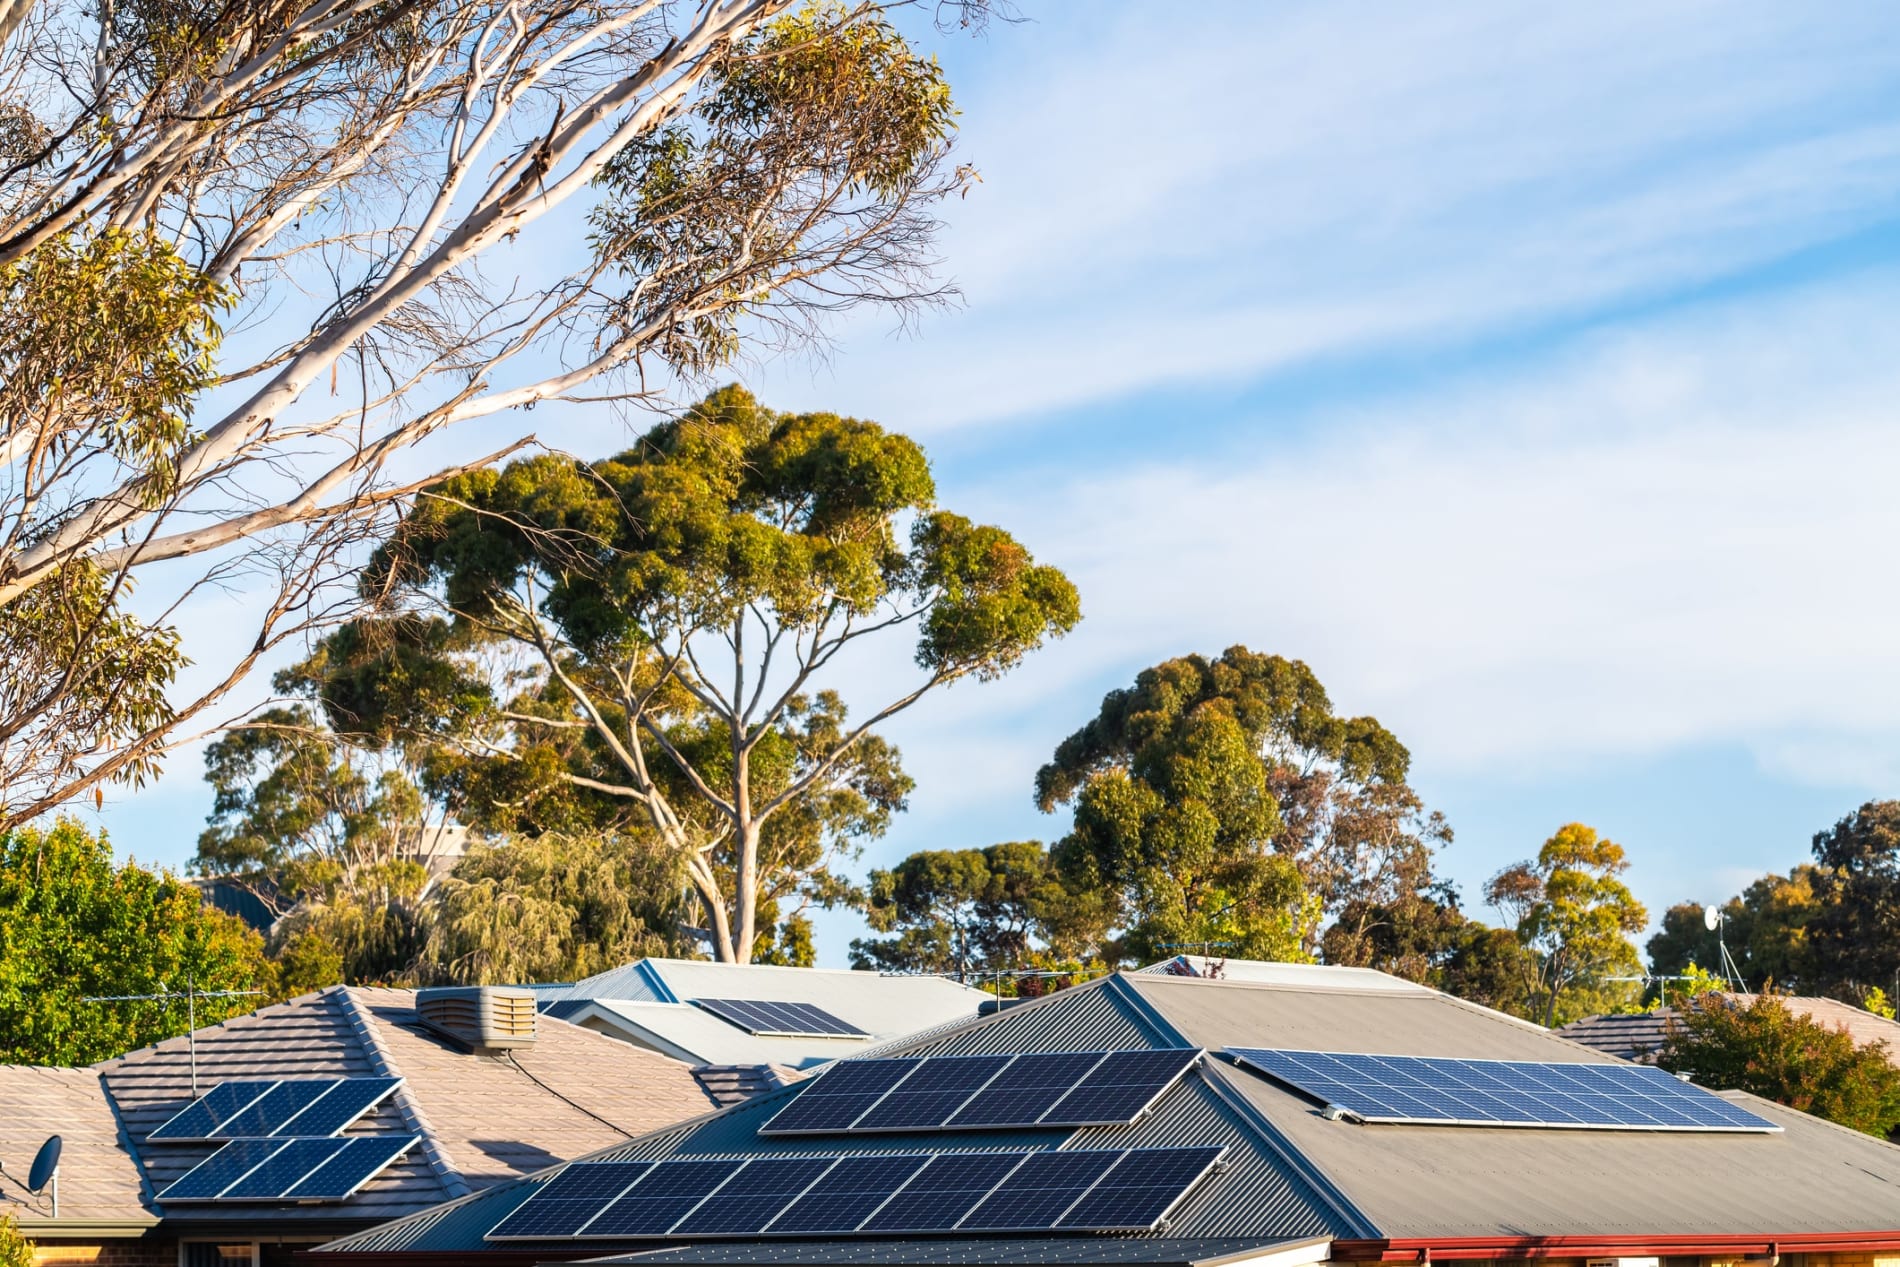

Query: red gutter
1333;1233;1900;1261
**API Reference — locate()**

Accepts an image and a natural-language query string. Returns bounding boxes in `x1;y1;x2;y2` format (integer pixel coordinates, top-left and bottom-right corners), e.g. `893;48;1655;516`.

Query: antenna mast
83;974;262;1094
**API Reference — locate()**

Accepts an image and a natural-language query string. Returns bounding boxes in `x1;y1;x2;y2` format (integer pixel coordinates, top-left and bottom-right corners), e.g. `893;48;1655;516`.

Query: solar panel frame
215;1081;340;1138
858;1151;1028;1233
277;1076;403;1136
579;1159;741;1238
1055;1146;1228;1232
1037;1048;1203;1127
851;1054;1014;1131
755;1058;922;1134
147;1081;282;1142
954;1148;1124;1231
693;998;869;1038
1227;1047;1783;1133
486;1163;655;1240
282;1134;421;1201
667;1157;839;1236
763;1153;931;1234
217;1138;350;1199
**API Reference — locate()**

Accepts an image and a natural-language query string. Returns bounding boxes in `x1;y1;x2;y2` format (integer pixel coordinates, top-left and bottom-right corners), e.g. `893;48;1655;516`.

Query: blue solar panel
283;1134;419;1200
156;1139;286;1201
1056;1146;1226;1231
486;1163;653;1240
1227;1048;1782;1132
670;1157;837;1235
582;1159;737;1237
695;999;868;1038
860;1152;1026;1232
853;1055;1013;1131
756;1058;919;1134
218;1139;348;1198
147;1081;280;1142
765;1153;930;1233
216;1081;336;1138
278;1077;402;1136
956;1148;1122;1231
945;1052;1106;1128
1042;1049;1201;1125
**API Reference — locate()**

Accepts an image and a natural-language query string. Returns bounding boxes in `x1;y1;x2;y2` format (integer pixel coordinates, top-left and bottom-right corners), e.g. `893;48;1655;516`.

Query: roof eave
11;1217;161;1238
1333;1232;1900;1261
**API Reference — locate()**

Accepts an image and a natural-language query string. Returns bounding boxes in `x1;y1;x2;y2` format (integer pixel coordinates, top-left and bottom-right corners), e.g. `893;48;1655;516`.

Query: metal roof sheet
592;1235;1328;1266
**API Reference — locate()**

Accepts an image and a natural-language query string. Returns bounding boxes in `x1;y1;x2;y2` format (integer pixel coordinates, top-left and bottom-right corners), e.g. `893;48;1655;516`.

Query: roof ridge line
92;1065;159;1215
1104;972;1196;1047
1196;1059;1380;1240
336;986;472;1201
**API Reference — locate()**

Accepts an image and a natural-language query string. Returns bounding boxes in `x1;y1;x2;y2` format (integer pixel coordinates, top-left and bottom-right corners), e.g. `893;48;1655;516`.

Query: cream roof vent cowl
415;986;538;1052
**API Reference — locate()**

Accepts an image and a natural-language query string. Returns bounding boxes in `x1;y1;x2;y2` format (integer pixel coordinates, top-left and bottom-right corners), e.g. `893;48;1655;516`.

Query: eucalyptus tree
289;385;1080;963
0;0;981;825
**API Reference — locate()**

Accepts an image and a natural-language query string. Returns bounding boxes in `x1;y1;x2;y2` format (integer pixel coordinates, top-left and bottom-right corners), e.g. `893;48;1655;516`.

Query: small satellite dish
1704;906;1721;932
28;1135;61;1194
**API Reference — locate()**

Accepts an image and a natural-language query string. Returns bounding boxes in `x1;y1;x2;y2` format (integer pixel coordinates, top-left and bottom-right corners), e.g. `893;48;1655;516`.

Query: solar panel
945;1051;1106;1128
694;998;869;1038
158;1135;422;1203
759;1048;1203;1135
156;1139;285;1201
1056;1146;1227;1231
583;1159;738;1237
486;1163;654;1239
1227;1048;1782;1132
1042;1048;1202;1125
764;1153;931;1234
284;1135;420;1200
853;1054;1013;1130
755;1058;919;1134
279;1076;403;1136
670;1157;837;1235
860;1152;1027;1232
956;1148;1122;1231
147;1081;280;1142
146;1077;404;1141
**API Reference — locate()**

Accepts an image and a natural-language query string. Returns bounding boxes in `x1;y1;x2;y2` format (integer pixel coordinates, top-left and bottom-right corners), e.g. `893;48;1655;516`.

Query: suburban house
310;963;1900;1267
1557;992;1900;1064
0;985;733;1267
528;959;990;1072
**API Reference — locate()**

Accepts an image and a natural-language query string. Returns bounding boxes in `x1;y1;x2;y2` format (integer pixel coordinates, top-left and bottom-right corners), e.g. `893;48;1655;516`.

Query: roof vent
415;986;537;1052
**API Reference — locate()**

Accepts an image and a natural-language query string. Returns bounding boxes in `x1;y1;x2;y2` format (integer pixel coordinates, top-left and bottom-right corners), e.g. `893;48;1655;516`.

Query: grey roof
317;964;1900;1262
3;985;720;1238
1558;995;1900;1069
690;1064;802;1107
598;1236;1329;1266
530;960;990;1069
0;1064;150;1232
1134;957;1433;995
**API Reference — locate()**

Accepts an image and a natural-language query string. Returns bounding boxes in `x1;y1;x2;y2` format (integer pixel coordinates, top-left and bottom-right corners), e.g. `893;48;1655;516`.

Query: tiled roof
689;1064;802;1107
3;985;723;1236
1550;1010;1674;1062
0;1064;149;1231
1557;995;1900;1067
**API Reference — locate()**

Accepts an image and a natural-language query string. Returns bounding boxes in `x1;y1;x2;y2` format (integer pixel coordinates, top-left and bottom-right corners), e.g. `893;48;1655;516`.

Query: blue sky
93;1;1900;966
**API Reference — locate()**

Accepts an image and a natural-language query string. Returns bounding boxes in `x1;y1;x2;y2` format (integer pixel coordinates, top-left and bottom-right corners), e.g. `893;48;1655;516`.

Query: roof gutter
1333;1233;1900;1261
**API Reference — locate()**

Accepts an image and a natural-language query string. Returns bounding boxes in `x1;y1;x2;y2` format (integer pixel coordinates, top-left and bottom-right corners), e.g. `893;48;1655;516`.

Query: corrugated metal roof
568;1000;874;1069
595;1236;1325;1265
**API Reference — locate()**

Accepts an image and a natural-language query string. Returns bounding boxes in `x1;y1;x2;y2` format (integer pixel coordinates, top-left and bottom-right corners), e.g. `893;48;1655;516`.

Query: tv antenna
1704;906;1749;992
83;973;263;1095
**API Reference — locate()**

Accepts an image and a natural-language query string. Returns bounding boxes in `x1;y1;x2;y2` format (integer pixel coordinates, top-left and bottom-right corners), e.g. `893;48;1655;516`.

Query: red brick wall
30;1239;176;1267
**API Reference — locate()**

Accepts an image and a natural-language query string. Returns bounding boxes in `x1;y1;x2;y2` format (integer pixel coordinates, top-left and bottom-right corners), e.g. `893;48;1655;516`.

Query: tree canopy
0;817;271;1064
1807;800;1900;999
1659;990;1900;1137
1648;865;1821;991
0;0;985;827
1037;647;1435;965
1486;823;1647;1027
851;841;1078;977
285;385;1078;963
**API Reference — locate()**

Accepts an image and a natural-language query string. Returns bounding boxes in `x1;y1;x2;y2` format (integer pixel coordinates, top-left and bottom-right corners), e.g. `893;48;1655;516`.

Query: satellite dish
1704;906;1721;932
28;1135;60;1194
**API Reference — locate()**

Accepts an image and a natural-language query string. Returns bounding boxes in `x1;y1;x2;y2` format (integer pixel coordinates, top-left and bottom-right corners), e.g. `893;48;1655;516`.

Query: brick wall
29;1238;175;1267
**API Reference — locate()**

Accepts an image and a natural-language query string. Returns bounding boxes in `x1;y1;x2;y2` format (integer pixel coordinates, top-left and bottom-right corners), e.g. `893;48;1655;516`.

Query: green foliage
1486;823;1648;1027
1659;991;1900;1137
419;832;692;985
1865;986;1897;1020
1322;883;1537;1015
1039;647;1431;966
0;818;270;1064
0;1212;32;1267
1648;866;1821;990
1808;800;1900;998
852;841;1077;975
306;385;1076;962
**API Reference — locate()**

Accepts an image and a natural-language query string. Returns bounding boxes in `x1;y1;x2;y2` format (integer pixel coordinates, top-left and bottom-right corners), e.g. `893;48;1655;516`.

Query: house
1557;992;1900;1065
529;959;990;1071
312;963;1900;1267
1;985;733;1267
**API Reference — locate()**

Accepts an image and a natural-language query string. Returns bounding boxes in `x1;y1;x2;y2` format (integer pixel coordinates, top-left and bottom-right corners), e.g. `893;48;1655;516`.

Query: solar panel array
1227;1047;1782;1133
147;1077;403;1141
156;1135;422;1202
693;998;869;1038
759;1048;1202;1135
485;1147;1226;1241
